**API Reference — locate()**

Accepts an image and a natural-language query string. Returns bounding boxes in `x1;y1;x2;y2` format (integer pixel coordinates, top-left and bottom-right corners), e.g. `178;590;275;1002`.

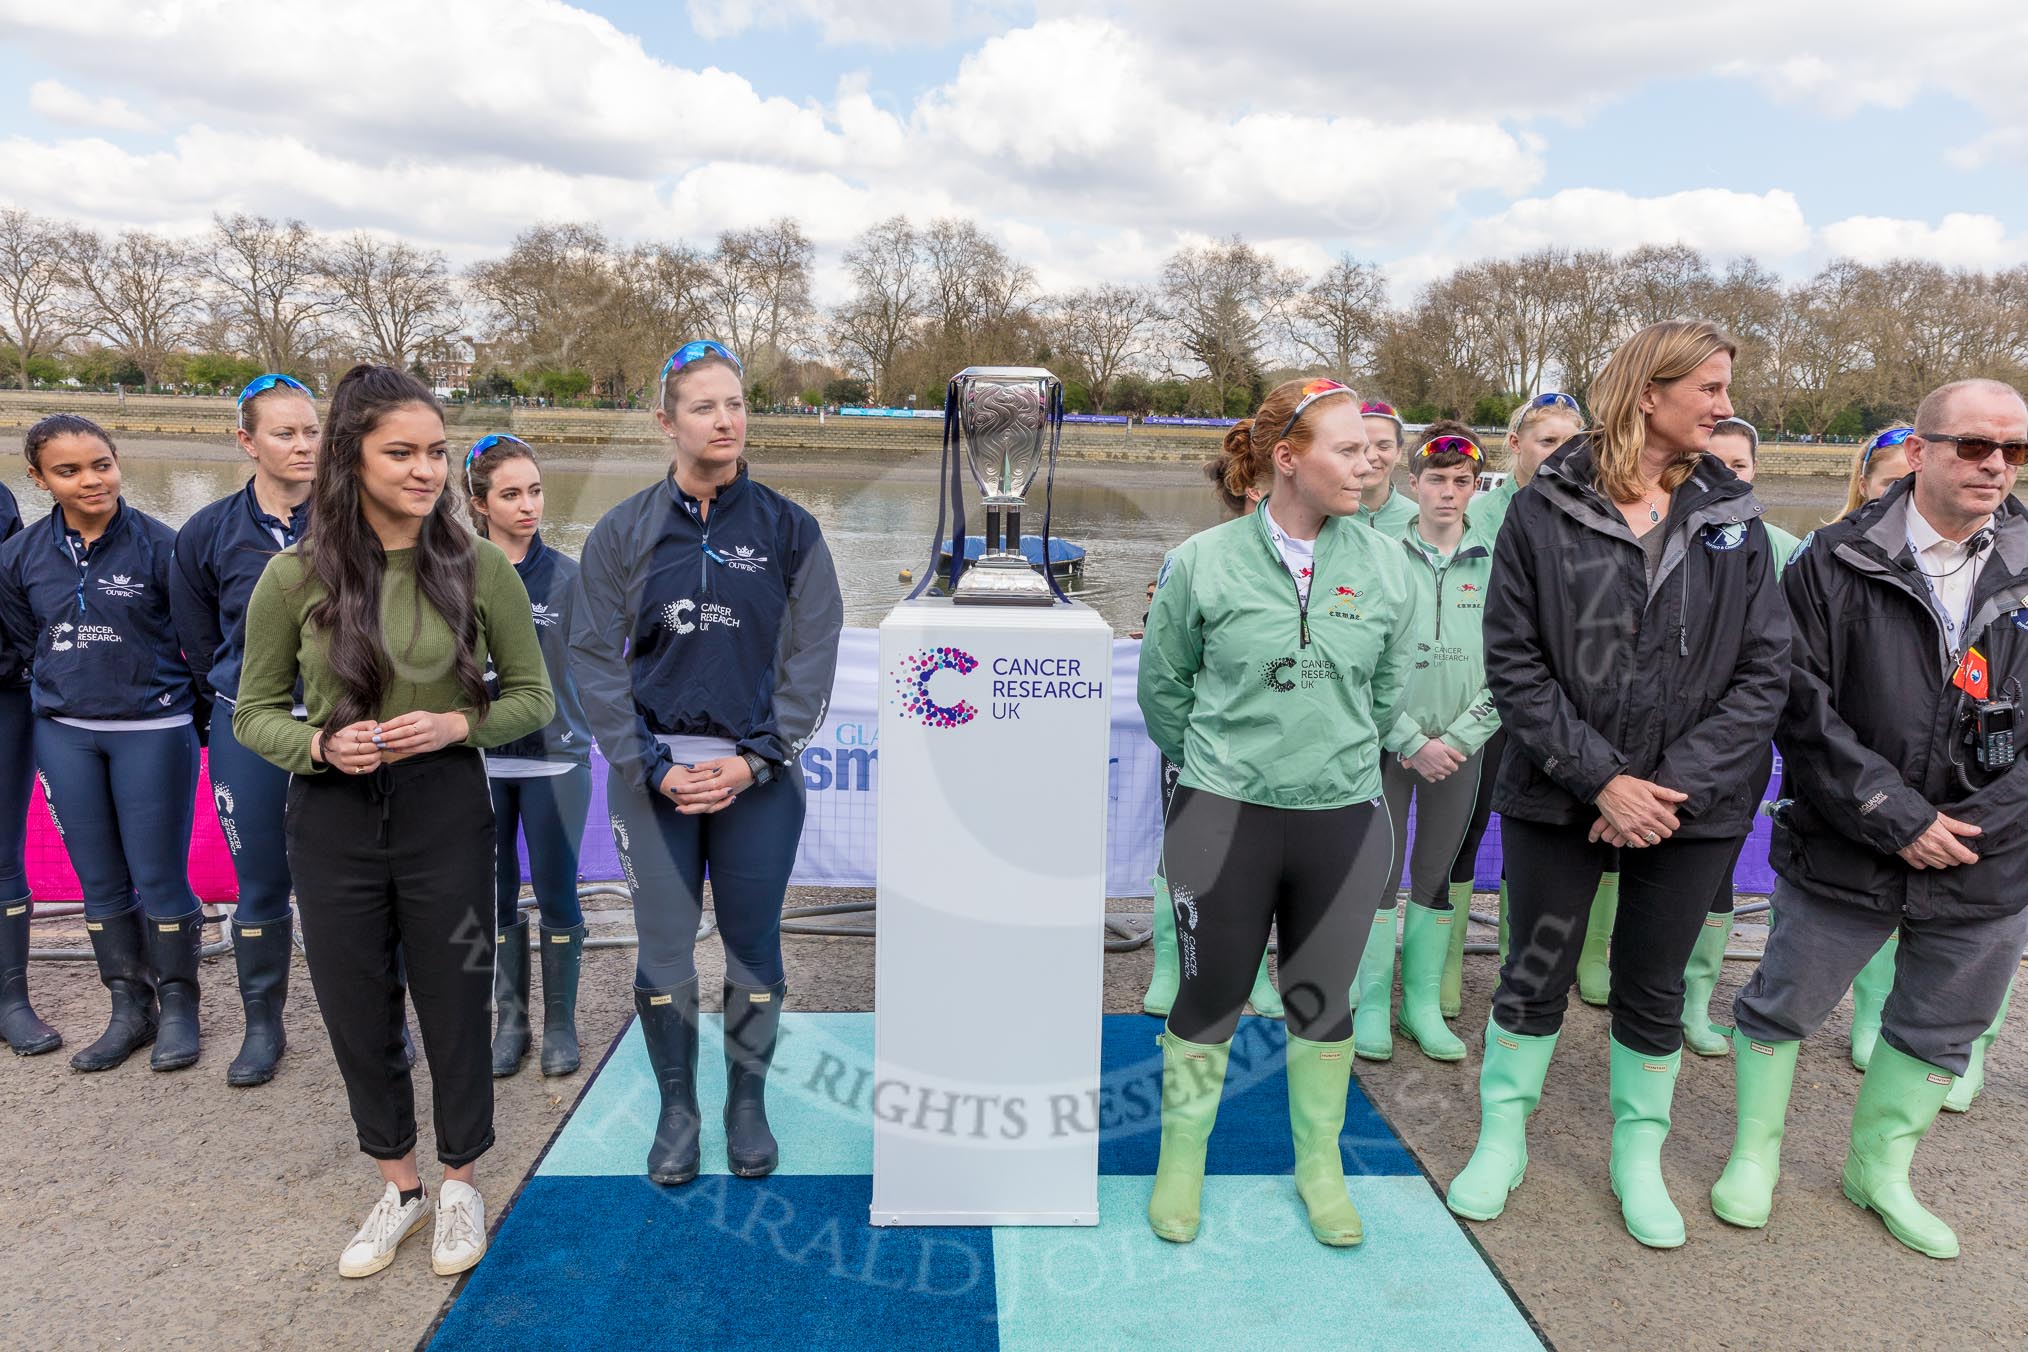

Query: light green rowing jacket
1383;514;1500;759
1138;498;1417;809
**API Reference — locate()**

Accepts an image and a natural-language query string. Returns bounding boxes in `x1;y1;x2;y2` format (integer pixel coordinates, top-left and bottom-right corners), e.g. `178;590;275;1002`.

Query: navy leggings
33;718;201;921
609;771;806;989
0;686;31;903
1450;728;1505;887
490;767;592;930
207;701;294;925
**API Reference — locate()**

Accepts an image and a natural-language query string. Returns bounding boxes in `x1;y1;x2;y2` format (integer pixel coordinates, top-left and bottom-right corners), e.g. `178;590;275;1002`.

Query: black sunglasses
1922;433;2028;468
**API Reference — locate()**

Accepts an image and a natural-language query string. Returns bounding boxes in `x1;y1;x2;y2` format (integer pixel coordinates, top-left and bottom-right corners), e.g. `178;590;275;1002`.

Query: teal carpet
426;1015;1545;1351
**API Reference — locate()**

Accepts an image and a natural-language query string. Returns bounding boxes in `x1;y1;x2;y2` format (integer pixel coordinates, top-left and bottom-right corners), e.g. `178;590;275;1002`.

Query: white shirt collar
1906;502;1992;558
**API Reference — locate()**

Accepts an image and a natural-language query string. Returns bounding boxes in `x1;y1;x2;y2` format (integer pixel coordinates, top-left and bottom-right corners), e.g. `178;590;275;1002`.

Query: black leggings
1163;786;1392;1045
1493;818;1742;1056
1449;729;1505;886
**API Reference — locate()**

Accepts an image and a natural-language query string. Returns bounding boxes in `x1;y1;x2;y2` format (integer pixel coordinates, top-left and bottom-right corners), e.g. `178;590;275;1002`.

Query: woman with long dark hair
235;366;552;1279
0;416;203;1072
465;434;593;1078
170;373;318;1086
1446;321;1790;1249
571;341;841;1187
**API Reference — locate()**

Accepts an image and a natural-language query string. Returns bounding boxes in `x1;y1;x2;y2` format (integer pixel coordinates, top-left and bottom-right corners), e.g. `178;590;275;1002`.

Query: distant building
421;336;477;395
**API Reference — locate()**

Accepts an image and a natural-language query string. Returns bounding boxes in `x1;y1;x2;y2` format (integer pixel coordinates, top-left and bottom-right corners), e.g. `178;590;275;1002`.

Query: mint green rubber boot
1842;1041;1959;1259
1142;875;1179;1018
1352;906;1396;1061
1944;980;2011;1114
1848;934;1897;1071
1397;903;1466;1062
1147;1032;1230;1243
1710;1032;1800;1228
1576;873;1618;1007
1446;1021;1559;1222
1440;879;1472;1018
1246;947;1284;1020
1608;1037;1685;1249
1680;912;1733;1057
1286;1033;1363;1246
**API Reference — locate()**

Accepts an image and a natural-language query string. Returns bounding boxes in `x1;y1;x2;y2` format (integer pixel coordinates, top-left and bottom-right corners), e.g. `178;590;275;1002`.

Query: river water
2;439;1879;633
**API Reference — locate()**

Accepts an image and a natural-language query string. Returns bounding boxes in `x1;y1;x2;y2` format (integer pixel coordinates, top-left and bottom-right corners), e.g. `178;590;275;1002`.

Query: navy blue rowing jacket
569;467;844;792
0;500;196;720
170;478;310;703
486;532;593;765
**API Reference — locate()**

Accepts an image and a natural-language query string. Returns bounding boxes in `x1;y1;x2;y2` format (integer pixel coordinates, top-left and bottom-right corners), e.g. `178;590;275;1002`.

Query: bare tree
202;213;338;371
1479;249;1569;396
920;218;1036;368
710;218;815;398
1787;260;1871;439
1294;253;1388;376
1617;243;1714;329
1160;235;1303;414
325;232;460;368
57;226;199;388
467;222;616;375
0;209;70;390
832;216;924;400
1050;283;1161;412
1549;248;1625;400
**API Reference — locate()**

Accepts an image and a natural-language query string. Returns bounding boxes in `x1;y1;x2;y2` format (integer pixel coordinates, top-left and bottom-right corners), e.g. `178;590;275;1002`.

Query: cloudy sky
2;0;2025;302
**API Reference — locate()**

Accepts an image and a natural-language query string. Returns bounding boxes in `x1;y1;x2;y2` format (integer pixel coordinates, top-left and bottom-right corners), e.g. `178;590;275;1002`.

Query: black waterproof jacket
1483;437;1791;839
1772;477;2028;920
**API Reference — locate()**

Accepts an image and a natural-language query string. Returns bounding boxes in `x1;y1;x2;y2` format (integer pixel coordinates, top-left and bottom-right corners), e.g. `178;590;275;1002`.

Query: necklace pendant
1648;505;1660;523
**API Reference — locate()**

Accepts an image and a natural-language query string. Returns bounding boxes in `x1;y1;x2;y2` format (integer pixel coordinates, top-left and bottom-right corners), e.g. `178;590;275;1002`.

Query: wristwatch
740;751;775;787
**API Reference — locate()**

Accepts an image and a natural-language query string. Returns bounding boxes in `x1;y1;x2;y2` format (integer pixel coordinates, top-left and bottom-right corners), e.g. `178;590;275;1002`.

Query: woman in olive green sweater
236;366;552;1282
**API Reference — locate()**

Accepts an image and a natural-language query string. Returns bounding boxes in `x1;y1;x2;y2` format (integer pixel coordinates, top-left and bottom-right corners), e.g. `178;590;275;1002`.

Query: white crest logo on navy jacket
530;601;560;628
724;544;769;573
97;573;145;597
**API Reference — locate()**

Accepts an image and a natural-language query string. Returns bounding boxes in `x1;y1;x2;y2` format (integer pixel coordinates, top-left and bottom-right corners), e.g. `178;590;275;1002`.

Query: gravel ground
3;895;2022;1352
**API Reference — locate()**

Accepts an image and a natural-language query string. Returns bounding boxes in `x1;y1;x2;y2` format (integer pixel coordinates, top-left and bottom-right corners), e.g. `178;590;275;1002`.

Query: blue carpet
428;1015;1542;1352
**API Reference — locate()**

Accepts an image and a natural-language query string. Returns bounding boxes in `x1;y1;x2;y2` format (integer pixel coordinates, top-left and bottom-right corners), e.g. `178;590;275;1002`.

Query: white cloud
1454;188;1815;260
1818;213;2028;269
686;0;978;45
26;79;154;132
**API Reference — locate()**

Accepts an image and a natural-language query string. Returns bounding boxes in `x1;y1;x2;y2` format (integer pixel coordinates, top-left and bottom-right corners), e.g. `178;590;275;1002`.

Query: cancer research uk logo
890;646;1107;729
892;646;980;728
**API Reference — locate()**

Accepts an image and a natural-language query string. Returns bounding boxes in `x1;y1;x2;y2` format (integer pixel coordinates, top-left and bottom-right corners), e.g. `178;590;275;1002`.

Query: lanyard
1906;525;1977;657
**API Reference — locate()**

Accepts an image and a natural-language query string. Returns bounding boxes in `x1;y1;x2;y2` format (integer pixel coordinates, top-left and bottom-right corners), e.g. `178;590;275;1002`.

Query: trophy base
951;558;1056;606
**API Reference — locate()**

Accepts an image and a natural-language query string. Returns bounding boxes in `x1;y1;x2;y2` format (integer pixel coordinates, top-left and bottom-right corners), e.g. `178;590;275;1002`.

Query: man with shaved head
1710;377;2028;1260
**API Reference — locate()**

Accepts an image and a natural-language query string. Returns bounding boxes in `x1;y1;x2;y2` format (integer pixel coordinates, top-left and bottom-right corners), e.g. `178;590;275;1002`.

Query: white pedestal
871;598;1111;1226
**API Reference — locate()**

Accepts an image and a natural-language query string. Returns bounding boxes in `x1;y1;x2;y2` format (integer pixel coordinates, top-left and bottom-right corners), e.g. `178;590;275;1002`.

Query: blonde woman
1834;425;1914;523
1446;321;1791;1249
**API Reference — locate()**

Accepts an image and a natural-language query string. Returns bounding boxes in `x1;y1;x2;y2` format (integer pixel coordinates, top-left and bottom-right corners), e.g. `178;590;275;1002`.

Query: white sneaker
338;1182;432;1278
432;1179;488;1276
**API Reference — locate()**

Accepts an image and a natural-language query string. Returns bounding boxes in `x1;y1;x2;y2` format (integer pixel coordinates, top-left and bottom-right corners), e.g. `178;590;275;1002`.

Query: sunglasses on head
1417;434;1483;464
465;433;532;493
1922;433;2028;468
1859;426;1914;473
1528;391;1581;413
236;373;311;404
661;341;742;384
1278;379;1356;440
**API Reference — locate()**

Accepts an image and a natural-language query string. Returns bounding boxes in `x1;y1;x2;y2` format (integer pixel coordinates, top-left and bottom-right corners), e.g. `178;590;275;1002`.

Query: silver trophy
949;366;1062;606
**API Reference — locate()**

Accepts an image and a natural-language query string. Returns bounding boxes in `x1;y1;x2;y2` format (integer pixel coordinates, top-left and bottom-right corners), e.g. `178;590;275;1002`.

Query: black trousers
1493;817;1742;1056
1163;785;1392;1045
288;749;497;1167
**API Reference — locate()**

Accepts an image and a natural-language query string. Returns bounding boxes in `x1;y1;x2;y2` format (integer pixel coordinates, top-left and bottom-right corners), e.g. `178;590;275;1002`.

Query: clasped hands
1589;774;1689;848
658;757;755;815
313;711;469;774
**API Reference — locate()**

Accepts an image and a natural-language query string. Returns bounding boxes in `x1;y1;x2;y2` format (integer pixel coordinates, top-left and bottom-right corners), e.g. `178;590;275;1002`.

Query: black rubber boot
539;923;586;1077
491;919;531;1077
0;897;61;1055
724;979;787;1177
226;915;290;1086
70;906;156;1072
147;910;204;1071
636;979;701;1186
